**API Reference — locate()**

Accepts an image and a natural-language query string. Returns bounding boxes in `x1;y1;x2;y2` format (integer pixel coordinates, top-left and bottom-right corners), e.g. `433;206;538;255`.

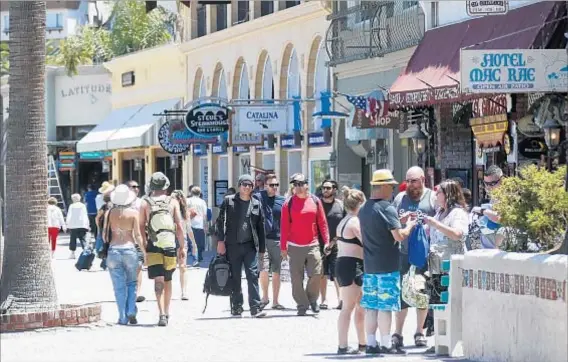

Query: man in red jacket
281;173;330;316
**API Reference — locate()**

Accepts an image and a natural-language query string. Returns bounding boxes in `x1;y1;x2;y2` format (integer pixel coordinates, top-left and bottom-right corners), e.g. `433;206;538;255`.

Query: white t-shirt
186;196;207;229
429;207;469;274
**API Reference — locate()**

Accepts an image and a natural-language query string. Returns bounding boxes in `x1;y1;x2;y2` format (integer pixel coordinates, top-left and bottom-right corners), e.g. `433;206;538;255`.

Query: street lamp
542;118;561;171
400;125;428;167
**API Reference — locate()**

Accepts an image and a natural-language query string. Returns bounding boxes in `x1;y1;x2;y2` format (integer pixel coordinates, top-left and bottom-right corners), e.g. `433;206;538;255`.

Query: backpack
202;254;233;313
144;196;176;249
408;222;429;268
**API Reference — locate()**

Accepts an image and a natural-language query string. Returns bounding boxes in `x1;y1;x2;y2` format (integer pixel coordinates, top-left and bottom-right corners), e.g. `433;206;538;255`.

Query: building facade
180;0;334;206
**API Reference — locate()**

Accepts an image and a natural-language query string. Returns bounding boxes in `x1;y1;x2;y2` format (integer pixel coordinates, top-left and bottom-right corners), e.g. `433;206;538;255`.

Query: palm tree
0;1;59;313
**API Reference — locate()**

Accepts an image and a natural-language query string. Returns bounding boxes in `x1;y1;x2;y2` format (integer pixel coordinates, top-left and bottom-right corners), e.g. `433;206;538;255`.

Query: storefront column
207;145;214;207
301;108;309;177
112;151;123;185
250;146;257;174
274;135;282;184
145;148;156;179
182;152;193;193
227;147;235;188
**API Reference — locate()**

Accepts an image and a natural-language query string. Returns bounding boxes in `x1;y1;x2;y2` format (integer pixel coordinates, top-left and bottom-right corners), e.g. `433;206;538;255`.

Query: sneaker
358;344;366;352
191;260;199;267
231;306;244;317
251;310;267;318
337;346;359;355
136;296;145;303
414;332;428;347
365;345;382;355
70;251;76;259
297;308;307;316
158;315;168;327
392;333;404;348
128;315;138;325
310;302;320;314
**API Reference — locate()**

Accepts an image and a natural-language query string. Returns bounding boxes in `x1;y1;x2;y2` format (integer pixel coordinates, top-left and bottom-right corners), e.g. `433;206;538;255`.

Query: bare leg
354;302;365;346
154;277;165;316
416;308;428;334
334;280;341;304
395;308;409;334
179;265;187;299
337;285;358;348
259;270;270;303
365;309;379;347
378;311;393;348
272;273;281;305
164;280;173;316
320;276;328;304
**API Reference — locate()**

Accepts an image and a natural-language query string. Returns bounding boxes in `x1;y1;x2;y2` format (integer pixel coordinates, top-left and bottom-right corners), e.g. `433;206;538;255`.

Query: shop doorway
156;156;182;193
122;159;145;192
78;161;105;193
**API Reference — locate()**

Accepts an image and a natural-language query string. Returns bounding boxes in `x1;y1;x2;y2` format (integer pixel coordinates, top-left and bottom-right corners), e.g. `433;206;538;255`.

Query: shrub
491;165;567;252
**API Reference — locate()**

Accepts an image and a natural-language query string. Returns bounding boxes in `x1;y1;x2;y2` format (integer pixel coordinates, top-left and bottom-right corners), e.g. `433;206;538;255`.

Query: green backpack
144;196;177;249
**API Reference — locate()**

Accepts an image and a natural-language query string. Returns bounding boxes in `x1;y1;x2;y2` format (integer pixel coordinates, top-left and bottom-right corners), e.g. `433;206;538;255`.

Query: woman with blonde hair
47;197;66;258
171;190;197;300
335;187;367;354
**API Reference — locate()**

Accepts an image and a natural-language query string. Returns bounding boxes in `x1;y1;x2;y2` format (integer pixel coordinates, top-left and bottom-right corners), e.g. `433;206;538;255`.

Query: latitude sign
60;84;111;98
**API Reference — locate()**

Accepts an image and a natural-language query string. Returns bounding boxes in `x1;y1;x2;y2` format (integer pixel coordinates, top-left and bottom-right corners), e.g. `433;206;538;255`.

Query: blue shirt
84;190;98;215
257;190;285;240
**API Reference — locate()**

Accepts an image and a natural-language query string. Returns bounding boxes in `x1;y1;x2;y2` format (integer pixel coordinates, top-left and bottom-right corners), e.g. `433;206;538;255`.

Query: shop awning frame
76;98;182;154
388;1;564;109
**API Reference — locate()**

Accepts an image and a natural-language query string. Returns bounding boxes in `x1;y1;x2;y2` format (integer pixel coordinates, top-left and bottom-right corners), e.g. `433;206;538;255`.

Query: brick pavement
0;235;472;362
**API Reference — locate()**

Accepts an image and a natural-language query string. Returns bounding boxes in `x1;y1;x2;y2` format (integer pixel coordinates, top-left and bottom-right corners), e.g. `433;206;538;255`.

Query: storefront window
218;156;228;181
310;159;331;194
239;154;251;176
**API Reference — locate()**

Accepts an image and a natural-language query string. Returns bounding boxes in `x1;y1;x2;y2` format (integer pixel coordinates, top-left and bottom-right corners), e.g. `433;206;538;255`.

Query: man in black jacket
216;174;267;318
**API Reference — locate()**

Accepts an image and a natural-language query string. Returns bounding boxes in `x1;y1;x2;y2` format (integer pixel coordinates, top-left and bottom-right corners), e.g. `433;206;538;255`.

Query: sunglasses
130;185;139;189
293;181;307;187
484;179;501;187
240;183;253;188
269;183;279;188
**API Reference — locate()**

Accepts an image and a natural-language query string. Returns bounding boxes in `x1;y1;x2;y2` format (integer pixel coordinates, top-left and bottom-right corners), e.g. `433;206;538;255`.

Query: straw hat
110;184;137;207
99;181;115;194
370;169;399;186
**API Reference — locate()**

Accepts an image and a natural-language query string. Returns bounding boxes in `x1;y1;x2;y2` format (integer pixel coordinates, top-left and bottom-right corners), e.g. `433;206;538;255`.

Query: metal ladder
47;155;66;212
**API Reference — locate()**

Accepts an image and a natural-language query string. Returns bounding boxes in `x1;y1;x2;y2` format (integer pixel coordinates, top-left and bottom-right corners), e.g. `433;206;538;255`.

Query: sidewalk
1;235;472;362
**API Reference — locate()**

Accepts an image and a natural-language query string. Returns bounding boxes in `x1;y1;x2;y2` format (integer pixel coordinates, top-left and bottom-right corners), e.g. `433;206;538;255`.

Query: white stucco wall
461;250;568;362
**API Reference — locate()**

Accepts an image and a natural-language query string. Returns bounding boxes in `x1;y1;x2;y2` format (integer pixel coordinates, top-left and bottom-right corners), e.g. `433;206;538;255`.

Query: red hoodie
280;195;330;251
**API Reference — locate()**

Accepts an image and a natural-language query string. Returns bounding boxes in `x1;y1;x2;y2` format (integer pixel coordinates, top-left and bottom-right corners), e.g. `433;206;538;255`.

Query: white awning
76;98;181;153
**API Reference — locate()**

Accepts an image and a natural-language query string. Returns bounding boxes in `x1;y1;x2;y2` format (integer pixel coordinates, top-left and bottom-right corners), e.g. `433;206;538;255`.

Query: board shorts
360;271;401;312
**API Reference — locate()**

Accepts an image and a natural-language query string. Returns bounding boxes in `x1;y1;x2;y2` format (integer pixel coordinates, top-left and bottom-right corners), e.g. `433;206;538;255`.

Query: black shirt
322;199;346;240
235;199;253;244
358;199;402;274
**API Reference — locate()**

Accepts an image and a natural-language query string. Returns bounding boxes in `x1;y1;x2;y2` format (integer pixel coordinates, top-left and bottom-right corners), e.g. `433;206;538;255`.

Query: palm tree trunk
0;1;59;312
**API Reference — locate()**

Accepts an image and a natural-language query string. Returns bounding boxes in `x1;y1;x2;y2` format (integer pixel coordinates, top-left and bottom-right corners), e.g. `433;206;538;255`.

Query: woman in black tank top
335;188;366;355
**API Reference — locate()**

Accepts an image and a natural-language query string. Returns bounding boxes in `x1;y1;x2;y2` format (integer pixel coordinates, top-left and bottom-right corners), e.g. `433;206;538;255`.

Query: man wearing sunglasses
471;165;504;249
256;174;286;310
216;174;267;318
281;173;330;316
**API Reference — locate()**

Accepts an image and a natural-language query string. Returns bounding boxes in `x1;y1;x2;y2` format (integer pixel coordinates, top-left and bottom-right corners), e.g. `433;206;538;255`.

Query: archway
192;68;205;100
211;62;228;99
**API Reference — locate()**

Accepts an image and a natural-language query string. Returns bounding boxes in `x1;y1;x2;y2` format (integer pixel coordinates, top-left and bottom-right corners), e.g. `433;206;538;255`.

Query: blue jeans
192;228;206;262
186;233;199;265
107;245;139;324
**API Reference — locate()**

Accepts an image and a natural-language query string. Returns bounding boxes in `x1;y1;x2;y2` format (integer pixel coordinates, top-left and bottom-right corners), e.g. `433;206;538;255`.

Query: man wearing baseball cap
358;169;417;355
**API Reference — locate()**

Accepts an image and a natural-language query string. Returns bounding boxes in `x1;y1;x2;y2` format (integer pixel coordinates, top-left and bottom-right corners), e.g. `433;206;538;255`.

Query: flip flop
272;304;285;310
320;303;328;310
259;300;270;311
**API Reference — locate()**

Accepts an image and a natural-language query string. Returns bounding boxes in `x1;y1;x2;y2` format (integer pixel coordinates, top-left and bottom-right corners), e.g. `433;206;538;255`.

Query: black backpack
202;254;233;313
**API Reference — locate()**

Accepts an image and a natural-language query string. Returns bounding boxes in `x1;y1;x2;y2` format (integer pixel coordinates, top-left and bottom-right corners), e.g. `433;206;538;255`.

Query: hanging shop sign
466;1;509;16
158;123;190;154
345;90;400;129
470;113;509;152
229;112;263;146
58;151;76;172
101;160;110;173
79;151;112;160
185;103;230;139
307;132;330;147
280;134;300;149
518;137;548;159
461;49;568;93
234;105;292;134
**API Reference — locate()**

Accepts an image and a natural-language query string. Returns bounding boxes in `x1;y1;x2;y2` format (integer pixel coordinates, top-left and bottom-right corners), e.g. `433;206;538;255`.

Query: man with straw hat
358;169;417;355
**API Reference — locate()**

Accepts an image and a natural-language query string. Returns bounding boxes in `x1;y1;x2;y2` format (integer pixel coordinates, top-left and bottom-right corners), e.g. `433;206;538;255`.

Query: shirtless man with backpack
139;172;187;326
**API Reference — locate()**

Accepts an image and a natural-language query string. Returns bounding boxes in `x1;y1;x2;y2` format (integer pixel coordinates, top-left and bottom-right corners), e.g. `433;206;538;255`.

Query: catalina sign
235;105;291;134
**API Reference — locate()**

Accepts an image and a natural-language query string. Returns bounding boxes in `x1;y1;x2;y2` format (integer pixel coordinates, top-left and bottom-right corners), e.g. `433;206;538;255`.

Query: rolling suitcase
75;248;95;271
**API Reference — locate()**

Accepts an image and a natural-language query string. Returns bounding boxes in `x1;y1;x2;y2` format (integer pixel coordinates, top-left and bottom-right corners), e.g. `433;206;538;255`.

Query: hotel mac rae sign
461;49;568;93
234;105;291;134
466;1;509;16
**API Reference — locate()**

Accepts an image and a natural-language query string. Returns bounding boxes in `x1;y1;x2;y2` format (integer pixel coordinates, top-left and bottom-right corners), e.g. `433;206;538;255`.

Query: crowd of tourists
46;164;506;355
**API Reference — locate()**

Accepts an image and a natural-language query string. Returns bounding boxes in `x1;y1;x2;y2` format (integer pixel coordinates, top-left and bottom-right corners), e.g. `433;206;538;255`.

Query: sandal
259;300;269;311
414;333;428;347
320;303;328;310
272;303;285;310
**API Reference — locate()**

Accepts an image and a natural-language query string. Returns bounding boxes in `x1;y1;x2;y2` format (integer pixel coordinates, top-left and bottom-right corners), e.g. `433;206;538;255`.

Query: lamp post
542;118;561;171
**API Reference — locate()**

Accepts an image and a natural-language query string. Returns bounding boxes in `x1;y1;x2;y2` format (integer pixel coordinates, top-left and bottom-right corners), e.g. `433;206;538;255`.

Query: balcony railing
325;1;425;66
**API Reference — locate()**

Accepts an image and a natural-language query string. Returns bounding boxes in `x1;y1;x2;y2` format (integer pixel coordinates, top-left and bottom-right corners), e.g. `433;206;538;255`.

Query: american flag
346;94;389;124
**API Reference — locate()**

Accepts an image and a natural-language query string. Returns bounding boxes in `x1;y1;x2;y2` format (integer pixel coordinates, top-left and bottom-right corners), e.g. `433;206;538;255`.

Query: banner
234;105;291;134
460;49;568;93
